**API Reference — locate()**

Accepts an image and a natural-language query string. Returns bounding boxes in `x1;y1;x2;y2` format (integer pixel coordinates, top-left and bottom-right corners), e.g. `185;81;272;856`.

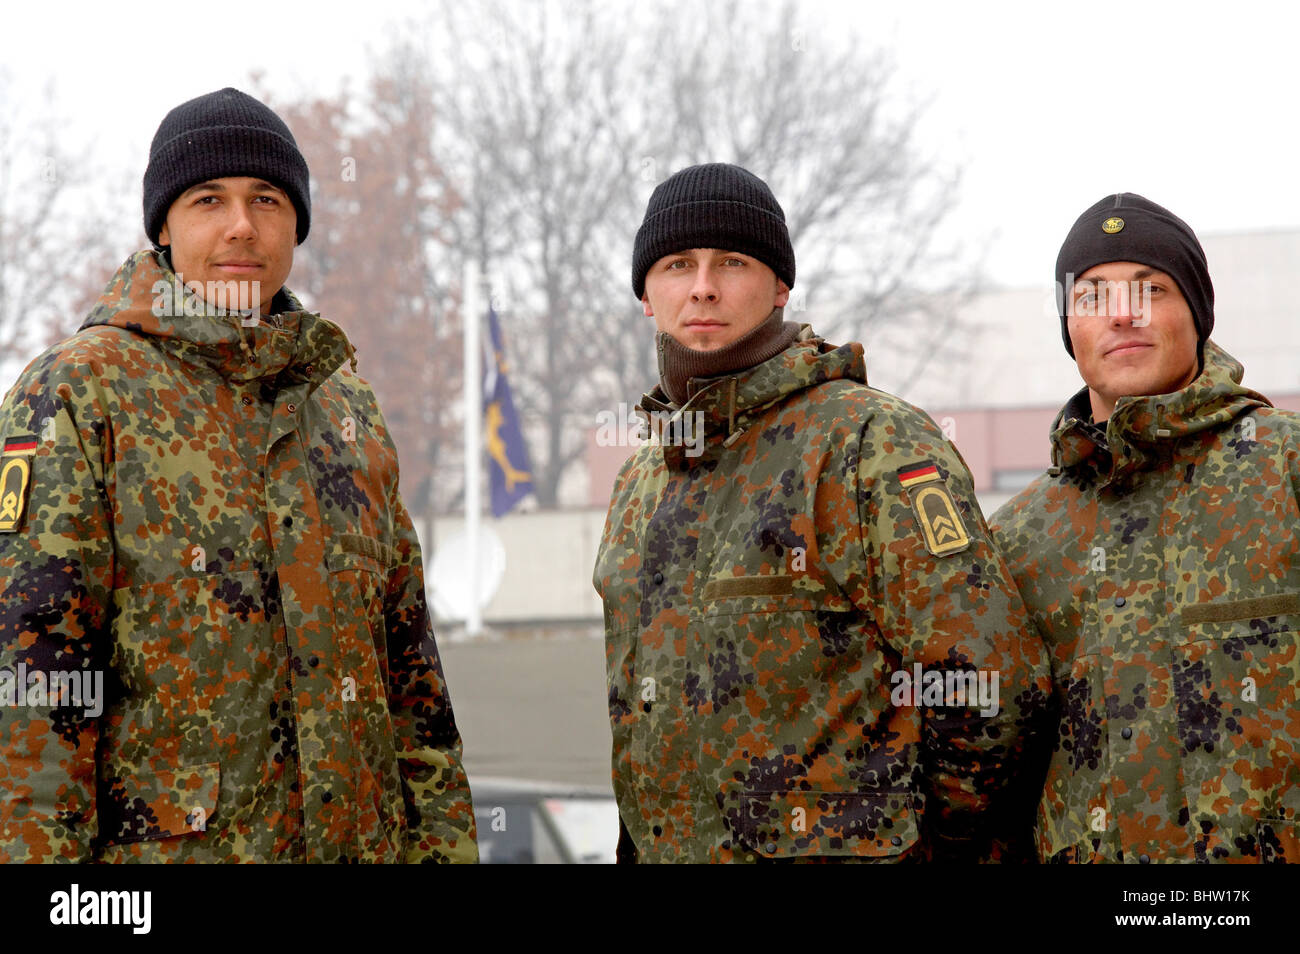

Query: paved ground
438;626;614;794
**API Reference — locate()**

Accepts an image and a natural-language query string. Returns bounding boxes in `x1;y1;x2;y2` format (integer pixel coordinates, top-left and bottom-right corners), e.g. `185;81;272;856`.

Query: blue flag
482;306;534;517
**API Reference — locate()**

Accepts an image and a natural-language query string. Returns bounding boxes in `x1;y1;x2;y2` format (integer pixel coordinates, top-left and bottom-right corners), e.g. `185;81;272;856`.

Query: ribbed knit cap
143;87;311;245
632;163;795;298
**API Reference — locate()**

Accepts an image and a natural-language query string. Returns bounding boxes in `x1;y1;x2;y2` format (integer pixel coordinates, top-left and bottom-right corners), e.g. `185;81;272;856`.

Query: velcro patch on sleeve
896;461;971;557
0;434;37;533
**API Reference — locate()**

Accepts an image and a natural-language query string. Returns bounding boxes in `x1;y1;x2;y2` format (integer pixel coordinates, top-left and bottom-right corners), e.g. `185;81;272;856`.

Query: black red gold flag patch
897;461;970;557
0;435;36;533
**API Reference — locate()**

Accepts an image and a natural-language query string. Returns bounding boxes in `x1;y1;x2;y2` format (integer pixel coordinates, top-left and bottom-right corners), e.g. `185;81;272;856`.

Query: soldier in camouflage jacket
992;193;1299;863
594;163;1049;863
0;89;475;862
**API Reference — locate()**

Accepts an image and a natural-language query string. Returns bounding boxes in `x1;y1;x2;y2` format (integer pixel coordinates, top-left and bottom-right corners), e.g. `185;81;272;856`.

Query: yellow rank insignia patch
898;462;970;557
0;434;37;533
1102;216;1125;234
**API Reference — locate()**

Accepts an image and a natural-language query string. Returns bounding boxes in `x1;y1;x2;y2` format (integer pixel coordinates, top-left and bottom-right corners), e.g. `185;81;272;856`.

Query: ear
642;294;654;318
158;222;171;247
775;280;790;308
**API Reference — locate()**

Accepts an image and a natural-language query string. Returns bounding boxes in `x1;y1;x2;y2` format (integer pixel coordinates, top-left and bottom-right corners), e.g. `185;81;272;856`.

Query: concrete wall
428;508;609;624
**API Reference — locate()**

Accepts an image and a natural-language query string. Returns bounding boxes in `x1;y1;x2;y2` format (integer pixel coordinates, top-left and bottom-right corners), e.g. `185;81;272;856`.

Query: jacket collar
78;250;355;391
636;325;867;468
1049;339;1272;482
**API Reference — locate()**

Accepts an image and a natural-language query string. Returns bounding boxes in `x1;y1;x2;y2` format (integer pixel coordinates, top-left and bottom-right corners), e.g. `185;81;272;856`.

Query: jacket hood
637;325;867;466
1049;339;1271;481
78;249;355;389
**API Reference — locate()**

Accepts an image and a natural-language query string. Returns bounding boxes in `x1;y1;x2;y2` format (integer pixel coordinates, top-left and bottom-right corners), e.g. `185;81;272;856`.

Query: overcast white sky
5;0;1299;288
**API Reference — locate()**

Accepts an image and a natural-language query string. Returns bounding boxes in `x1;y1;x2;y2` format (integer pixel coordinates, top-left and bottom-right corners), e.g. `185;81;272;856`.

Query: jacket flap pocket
698;574;852;615
329;532;395;572
738;790;917;858
100;761;220;845
703;574;793;600
1181;594;1300;627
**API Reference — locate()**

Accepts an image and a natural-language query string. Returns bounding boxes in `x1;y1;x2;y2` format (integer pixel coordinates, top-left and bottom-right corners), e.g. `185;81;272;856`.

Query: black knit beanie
1055;193;1212;357
632;163;795;298
143;88;311;246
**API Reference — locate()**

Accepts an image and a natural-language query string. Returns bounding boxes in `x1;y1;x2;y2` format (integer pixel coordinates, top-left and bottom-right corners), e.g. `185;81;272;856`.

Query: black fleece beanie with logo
1055;193;1213;357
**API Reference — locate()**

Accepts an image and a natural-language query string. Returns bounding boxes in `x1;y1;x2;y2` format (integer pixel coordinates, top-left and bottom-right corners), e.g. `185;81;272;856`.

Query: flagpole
462;262;482;638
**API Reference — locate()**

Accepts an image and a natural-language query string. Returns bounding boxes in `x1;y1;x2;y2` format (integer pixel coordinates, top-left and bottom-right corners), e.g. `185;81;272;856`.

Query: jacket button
652;825;663;837
764;842;778;854
891;835;902;846
309;655;320;667
241;395;253;406
641;701;651;713
321;791;332;804
1114;596;1126;608
283;516;293;529
1139;853;1150;864
287;403;297;413
652;572;664;585
1121;726;1133;740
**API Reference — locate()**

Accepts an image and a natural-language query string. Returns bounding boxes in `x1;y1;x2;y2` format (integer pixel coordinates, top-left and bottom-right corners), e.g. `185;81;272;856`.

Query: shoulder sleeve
0;350;116;862
841;397;1051;858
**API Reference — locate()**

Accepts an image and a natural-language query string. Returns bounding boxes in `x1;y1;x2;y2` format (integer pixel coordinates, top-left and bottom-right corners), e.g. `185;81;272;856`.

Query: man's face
157;176;297;314
1066;260;1200;421
641;248;789;351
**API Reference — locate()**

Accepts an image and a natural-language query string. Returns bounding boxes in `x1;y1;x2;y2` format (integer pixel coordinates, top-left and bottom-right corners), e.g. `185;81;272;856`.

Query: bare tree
265;67;466;546
264;1;978;510
0;71;132;377
403;1;653;508
392;0;981;507
649;3;980;384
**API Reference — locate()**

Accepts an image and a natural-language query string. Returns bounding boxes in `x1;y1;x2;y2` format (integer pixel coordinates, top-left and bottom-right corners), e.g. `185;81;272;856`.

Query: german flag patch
0;434;37;533
897;461;970;557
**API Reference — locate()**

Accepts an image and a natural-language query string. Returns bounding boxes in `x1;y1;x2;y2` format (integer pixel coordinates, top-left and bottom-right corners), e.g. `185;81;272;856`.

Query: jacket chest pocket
325;535;406;851
1038;652;1112;863
109;570;272;760
695;582;882;794
326;535;394;689
1175;598;1300;859
698;579;858;714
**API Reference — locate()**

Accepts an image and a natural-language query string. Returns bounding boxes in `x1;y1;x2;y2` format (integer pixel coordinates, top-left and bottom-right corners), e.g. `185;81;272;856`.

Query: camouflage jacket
0;250;476;862
992;340;1300;863
593;329;1049;863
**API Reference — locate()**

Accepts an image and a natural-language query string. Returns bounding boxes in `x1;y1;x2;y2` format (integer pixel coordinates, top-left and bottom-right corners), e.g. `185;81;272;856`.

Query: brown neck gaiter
656;307;800;406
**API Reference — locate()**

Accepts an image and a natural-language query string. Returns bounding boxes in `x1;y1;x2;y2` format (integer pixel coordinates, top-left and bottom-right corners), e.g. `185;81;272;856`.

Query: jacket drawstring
1154;403;1171;438
723;377;747;448
231;315;254;363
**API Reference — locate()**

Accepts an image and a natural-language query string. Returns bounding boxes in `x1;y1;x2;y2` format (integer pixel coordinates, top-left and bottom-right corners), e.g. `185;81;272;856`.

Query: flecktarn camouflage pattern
0;250;476;862
594;329;1050;862
993;340;1300;863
